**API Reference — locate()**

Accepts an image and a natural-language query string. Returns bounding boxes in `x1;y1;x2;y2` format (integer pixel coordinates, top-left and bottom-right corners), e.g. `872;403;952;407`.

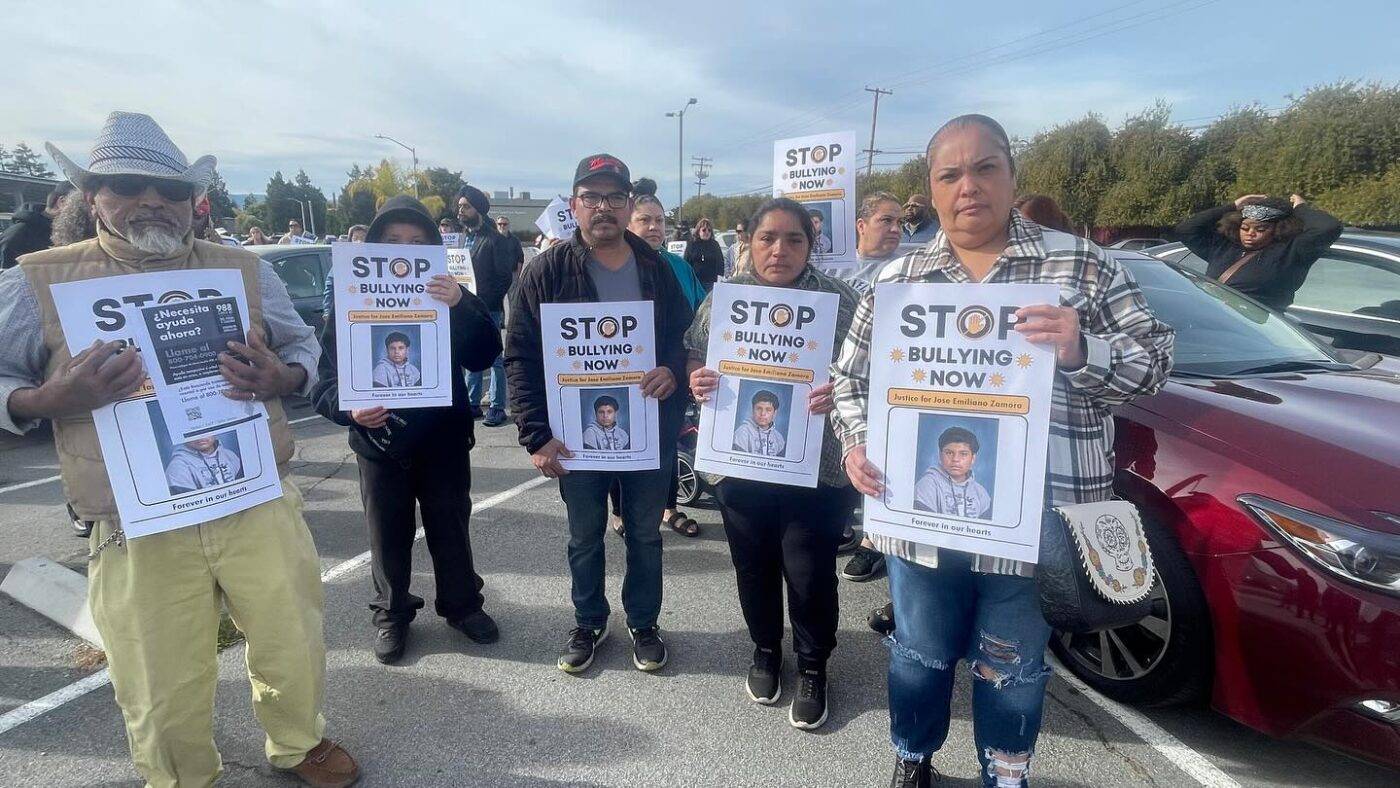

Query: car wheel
676;451;701;506
1049;511;1213;707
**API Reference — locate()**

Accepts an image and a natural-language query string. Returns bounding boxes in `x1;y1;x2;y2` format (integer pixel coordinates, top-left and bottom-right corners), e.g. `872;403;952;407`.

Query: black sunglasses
101;175;194;202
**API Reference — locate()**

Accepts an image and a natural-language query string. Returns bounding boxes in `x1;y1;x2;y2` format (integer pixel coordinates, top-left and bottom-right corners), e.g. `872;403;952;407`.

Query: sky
8;0;1399;205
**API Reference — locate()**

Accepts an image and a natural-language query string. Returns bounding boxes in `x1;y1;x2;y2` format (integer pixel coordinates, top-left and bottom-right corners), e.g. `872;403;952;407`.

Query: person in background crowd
687;198;861;731
0;111;358;788
278;218;305;243
312;195;503;666
348;224;368;243
724;220;749;279
1013;194;1075;234
495;216;526;274
1;181;75;268
676;219;692;243
901;193;940;243
833;114;1173;788
506;153;692;675
684;216;726;289
439;215;462;238
243;225;270;245
318;224;374;322
1174;193;1342;311
604;180;704;538
49;185;97;246
809;210;833;254
457;184;515;426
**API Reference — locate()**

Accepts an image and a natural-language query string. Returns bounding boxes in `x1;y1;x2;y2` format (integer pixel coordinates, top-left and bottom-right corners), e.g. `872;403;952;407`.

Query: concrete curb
1;557;103;649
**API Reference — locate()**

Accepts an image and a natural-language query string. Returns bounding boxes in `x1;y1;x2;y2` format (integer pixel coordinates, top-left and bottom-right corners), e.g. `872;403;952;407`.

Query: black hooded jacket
505;230;693;454
465;218;516;314
0;204;53;269
683;236;725;287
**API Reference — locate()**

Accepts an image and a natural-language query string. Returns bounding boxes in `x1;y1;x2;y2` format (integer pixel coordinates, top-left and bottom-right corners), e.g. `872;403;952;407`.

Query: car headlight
1239;495;1400;597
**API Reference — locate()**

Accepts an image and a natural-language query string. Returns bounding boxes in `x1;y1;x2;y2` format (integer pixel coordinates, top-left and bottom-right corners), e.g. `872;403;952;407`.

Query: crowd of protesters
0;105;1349;788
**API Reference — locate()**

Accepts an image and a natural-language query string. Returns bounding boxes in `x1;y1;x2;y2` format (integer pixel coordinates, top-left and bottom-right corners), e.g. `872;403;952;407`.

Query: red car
1051;253;1400;769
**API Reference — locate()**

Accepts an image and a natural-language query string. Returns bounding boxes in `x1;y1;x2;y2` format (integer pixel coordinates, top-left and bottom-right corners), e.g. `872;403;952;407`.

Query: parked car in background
1056;251;1400;769
1148;231;1400;356
716;230;736;249
1109;237;1169;251
246;243;331;328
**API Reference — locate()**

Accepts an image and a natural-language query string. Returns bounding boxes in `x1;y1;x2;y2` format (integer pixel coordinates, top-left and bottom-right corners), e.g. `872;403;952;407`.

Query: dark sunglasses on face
102;175;195;202
576;191;629;209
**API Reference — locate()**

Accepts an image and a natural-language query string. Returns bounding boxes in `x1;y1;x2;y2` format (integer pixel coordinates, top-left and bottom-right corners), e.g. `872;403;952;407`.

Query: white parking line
0;473;550;736
0;414;325;497
1048;654;1242;788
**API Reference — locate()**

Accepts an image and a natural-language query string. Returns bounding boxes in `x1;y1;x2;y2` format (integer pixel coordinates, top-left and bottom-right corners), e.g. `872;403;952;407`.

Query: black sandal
665;511;700;537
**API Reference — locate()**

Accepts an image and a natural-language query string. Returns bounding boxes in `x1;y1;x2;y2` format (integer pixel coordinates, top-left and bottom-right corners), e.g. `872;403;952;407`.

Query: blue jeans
887;552;1053;788
557;451;672;630
466;311;506;411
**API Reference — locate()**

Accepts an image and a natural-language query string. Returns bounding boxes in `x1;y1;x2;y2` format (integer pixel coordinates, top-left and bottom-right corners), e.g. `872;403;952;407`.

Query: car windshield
1119;257;1343;377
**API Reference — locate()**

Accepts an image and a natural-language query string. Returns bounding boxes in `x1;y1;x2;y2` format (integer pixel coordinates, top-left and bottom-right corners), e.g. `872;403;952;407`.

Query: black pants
357;447;484;627
609;471;679;517
715;478;856;668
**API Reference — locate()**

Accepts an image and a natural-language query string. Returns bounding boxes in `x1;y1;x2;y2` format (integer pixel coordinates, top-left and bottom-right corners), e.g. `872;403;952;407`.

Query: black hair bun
632;177;658;197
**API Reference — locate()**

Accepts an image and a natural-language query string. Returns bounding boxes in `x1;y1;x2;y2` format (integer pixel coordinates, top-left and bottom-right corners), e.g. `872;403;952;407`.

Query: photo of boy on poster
581;388;631;451
912;417;997;521
807;204;833;254
731;382;791;458
150;402;245;495
371;326;422;388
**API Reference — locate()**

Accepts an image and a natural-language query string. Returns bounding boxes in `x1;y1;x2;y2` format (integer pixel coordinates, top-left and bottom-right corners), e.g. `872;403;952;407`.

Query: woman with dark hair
1174;193;1342;310
683;216;726;289
1012;194;1075;235
686;198;862;731
832;114;1174;787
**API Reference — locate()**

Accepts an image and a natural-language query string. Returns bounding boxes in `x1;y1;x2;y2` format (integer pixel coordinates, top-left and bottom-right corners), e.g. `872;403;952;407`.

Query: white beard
125;223;185;256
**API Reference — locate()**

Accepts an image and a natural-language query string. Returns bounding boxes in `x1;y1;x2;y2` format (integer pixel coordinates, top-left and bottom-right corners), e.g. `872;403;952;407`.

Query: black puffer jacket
0;204;52;269
683;236;725;287
1175;203;1343;310
466;220;516;314
505;230;693;454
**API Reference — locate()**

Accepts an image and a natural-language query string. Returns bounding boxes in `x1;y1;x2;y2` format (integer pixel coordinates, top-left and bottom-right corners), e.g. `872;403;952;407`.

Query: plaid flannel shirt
830;211;1175;576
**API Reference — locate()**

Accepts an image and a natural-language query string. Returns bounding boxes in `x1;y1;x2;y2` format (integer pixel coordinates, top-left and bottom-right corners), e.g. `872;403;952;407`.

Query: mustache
129;212;175;225
590;215;618;225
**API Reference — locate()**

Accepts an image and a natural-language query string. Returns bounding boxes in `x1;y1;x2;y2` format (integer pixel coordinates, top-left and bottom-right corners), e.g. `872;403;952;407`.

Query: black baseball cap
573;154;631;191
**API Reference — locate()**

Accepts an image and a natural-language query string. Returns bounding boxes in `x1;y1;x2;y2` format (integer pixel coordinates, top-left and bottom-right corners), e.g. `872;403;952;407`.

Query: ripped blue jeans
887;552;1053;788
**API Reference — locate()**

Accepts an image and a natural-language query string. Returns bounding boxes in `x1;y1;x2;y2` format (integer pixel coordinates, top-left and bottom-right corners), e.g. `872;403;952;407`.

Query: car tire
676;451;701;506
1050;511;1213;707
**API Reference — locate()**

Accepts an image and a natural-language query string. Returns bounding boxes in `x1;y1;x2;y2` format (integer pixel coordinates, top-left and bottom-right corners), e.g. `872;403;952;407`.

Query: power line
863;86;894;179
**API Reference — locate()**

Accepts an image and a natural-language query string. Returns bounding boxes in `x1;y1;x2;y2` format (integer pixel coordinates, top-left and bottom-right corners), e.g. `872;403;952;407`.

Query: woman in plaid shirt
831;115;1173;788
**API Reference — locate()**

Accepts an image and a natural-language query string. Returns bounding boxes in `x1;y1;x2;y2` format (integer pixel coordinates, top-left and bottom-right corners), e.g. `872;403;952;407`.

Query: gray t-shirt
586;252;644;303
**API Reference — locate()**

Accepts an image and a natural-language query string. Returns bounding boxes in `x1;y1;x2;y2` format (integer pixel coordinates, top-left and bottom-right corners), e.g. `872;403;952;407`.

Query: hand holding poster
540;301;660;471
773;131;858;270
534;195;578;240
333;242;454;410
126;292;264;440
695;283;838;488
863;283;1057;563
446;247;476;292
50;270;284;538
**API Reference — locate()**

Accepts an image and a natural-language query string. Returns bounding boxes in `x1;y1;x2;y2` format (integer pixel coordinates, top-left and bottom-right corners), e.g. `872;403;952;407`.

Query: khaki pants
89;485;326;788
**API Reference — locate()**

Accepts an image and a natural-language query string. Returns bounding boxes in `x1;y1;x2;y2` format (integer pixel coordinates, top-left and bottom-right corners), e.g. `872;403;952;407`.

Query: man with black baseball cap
505;154;693;675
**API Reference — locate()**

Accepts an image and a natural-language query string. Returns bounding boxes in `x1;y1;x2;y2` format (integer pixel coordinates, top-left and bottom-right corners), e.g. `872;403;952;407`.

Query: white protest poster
49;271;284;539
666;241;688;256
126;291;264;440
291;234;316;245
441;232;461;249
864;283;1057;563
332;242;453;410
446;247;476;293
773;131;858;270
695;283;838;488
534;195;577;239
540;301;659;471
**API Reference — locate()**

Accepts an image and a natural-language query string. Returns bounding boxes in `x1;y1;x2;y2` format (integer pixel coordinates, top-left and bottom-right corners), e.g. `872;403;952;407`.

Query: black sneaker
448;609;500;644
558;626;608;673
837;525;863;554
373;624;408;664
889;756;936;788
789;666;828;730
482;408;508;427
841;546;886;581
629;626;668;672
745;647;783;705
868;600;896;635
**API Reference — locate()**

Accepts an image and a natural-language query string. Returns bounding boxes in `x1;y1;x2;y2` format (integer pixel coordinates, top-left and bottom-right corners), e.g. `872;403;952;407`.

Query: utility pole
666;98;698;211
691;156;712;196
863;86;893;179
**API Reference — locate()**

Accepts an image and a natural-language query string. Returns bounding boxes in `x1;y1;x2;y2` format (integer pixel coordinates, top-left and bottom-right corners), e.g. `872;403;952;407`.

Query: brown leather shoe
283;739;360;788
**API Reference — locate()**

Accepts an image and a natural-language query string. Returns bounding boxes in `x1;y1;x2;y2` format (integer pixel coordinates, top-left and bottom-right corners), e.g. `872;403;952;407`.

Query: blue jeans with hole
466;311;506;411
887;551;1053;787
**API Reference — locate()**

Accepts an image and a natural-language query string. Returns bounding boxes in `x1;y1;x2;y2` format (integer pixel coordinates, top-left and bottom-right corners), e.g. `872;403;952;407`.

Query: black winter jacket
505;230;693;454
0;205;52;269
1175;203;1343;311
683;237;725;287
467;219;517;313
312;284;501;464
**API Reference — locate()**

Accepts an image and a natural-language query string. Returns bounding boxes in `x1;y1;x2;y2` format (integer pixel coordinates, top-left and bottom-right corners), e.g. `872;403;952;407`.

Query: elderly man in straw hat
0;112;359;788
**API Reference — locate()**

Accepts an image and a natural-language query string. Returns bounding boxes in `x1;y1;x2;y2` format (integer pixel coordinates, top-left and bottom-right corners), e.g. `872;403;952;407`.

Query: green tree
205;170;237;221
0;145;11;172
857;156;930;202
421;167;466;213
1015;116;1114;228
1317;166;1400;228
677;193;765;228
1178;105;1273;209
1095;103;1199;227
9;142;55;178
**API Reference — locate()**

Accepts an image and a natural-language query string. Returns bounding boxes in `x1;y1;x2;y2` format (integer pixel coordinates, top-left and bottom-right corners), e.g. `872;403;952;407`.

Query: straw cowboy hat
45;111;216;192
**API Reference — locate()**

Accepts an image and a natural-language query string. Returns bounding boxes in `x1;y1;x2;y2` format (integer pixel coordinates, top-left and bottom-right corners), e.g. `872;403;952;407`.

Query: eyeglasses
101;175;194;202
576;191;629;209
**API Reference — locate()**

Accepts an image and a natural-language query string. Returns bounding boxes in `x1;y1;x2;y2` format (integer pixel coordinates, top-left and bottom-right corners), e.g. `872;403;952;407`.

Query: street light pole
374;133;419;197
665;98;698;213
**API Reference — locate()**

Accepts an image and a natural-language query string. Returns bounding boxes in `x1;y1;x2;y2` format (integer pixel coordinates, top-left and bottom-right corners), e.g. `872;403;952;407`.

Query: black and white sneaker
837;524;863;554
745;647;783;704
789;667;828;730
558;626;608;673
629;626;668;671
889;755;936;788
841;546;886;581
